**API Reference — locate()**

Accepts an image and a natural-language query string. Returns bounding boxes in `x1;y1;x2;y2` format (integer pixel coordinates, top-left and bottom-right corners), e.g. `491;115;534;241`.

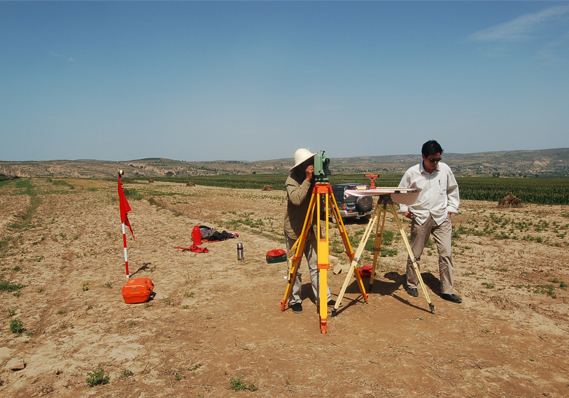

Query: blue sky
1;1;568;162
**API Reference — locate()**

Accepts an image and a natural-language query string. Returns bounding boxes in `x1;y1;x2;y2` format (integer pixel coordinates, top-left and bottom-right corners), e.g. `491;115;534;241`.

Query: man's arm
447;171;460;214
287;177;311;206
398;171;413;218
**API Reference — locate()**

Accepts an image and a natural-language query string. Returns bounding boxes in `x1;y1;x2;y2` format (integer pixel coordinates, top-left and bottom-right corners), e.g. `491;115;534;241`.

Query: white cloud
468;5;569;43
67;57;76;64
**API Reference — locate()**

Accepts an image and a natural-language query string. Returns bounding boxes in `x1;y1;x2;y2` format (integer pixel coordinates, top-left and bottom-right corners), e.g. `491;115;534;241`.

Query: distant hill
1;148;568;178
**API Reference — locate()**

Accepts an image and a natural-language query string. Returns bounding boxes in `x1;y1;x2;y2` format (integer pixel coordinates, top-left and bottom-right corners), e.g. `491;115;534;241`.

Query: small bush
121;369;134;379
10;318;24;334
123;188;144;201
86;364;110;387
229;376;258;392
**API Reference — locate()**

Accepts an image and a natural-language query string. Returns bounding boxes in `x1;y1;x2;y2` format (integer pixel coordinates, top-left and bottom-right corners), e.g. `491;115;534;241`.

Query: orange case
122;277;154;304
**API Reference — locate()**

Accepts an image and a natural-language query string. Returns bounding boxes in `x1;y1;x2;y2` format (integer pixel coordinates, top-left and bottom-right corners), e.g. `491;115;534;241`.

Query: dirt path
1;179;568;397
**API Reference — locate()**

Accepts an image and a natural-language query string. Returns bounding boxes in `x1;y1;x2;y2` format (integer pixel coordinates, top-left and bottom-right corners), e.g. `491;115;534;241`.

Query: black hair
421;140;443;157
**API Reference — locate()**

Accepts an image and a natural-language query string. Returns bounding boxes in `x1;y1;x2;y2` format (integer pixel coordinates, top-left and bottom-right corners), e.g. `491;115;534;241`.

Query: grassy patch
10;318;24;334
121;369;134;379
86;364;110;387
513;283;558;298
224;212;265;230
50;179;75;189
0;280;26;292
123;188;144;201
229;376;258;392
7;179;42;232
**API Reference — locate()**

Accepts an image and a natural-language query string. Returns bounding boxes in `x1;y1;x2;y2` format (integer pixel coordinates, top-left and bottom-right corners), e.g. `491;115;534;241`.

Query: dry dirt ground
1;179;568;397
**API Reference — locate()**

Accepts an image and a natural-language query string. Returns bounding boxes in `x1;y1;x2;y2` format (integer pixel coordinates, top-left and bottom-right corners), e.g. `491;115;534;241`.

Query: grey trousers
286;234;331;305
406;214;455;295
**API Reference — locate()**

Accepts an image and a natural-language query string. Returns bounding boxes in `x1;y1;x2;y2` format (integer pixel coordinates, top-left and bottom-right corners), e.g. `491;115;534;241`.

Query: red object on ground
122;277;154;304
360;265;373;277
267;249;286;258
266;249;287;263
174;245;209;253
192;226;202;245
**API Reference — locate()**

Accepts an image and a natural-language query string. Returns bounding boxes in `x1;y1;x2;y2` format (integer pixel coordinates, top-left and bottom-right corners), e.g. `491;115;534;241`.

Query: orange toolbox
122;277;154;304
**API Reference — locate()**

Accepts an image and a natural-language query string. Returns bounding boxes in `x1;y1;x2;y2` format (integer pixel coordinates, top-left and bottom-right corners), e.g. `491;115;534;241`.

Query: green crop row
132;174;569;205
456;177;569;205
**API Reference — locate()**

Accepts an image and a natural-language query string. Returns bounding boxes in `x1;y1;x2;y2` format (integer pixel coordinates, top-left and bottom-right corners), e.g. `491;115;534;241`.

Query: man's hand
305;165;314;182
404;211;414;220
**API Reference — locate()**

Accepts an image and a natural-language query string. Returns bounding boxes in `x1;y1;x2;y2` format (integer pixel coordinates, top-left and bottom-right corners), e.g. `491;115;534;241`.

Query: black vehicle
322;183;374;222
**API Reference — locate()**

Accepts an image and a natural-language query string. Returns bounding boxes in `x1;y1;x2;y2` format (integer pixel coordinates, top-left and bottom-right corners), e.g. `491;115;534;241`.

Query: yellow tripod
332;193;435;315
281;183;369;334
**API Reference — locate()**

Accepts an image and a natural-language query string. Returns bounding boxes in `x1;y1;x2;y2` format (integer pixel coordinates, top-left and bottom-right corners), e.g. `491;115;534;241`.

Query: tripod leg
281;193;317;311
316;186;331;333
331;196;374;316
330;196;354;263
389;203;435;314
369;203;387;290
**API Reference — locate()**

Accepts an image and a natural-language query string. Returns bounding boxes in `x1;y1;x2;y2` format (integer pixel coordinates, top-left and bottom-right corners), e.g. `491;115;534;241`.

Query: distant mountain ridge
1;148;568;178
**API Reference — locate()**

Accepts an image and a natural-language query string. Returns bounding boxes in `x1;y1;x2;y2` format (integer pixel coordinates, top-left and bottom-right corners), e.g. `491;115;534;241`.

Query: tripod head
313;150;331;183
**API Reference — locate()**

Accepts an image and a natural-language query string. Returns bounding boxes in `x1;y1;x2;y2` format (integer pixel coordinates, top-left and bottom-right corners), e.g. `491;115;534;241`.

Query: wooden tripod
281;183;369;333
332;193;435;315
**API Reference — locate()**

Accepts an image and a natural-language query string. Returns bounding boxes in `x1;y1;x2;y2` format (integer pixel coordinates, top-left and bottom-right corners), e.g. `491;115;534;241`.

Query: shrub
10;318;24;334
229;376;258;392
86;364;110;387
0;281;26;292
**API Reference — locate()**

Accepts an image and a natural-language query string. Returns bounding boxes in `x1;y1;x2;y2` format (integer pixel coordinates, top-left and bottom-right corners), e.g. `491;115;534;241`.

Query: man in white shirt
398;140;462;303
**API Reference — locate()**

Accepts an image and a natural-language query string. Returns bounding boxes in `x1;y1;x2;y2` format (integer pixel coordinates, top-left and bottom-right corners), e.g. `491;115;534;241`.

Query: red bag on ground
122;278;154;304
267;249;286;258
359;265;373;277
266;249;287;263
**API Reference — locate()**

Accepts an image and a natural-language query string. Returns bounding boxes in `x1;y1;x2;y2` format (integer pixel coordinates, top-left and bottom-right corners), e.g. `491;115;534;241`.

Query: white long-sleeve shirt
398;161;460;226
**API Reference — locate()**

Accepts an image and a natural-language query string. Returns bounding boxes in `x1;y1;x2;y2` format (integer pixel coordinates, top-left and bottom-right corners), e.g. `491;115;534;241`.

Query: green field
133;174;569;205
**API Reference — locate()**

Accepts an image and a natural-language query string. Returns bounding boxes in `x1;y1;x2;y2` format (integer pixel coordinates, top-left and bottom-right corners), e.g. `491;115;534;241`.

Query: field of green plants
134;174;569;205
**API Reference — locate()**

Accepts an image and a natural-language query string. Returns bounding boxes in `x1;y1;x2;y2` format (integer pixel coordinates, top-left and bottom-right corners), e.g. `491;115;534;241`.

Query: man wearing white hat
284;148;334;313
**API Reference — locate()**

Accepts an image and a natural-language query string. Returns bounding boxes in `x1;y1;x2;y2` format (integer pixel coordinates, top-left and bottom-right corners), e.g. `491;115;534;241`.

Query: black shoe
291;303;303;313
441;294;462;303
327;300;342;307
406;287;418;297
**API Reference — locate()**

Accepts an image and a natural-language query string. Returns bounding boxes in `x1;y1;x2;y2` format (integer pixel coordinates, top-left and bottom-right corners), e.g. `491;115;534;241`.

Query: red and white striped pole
118;169;134;280
122;221;130;279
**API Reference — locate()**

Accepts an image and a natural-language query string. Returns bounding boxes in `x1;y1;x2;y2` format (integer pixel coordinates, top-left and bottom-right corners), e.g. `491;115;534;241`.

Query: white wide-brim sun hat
290;148;316;172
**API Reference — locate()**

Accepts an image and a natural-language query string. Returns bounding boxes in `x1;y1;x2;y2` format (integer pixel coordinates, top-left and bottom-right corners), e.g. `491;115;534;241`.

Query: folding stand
332;189;435;315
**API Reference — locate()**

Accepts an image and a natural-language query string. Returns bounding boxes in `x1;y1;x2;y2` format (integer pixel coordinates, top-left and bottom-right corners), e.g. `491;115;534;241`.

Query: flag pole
118;169;135;280
122;221;129;279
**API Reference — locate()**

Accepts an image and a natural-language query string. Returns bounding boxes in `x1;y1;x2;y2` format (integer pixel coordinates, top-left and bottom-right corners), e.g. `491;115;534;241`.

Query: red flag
118;177;135;240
